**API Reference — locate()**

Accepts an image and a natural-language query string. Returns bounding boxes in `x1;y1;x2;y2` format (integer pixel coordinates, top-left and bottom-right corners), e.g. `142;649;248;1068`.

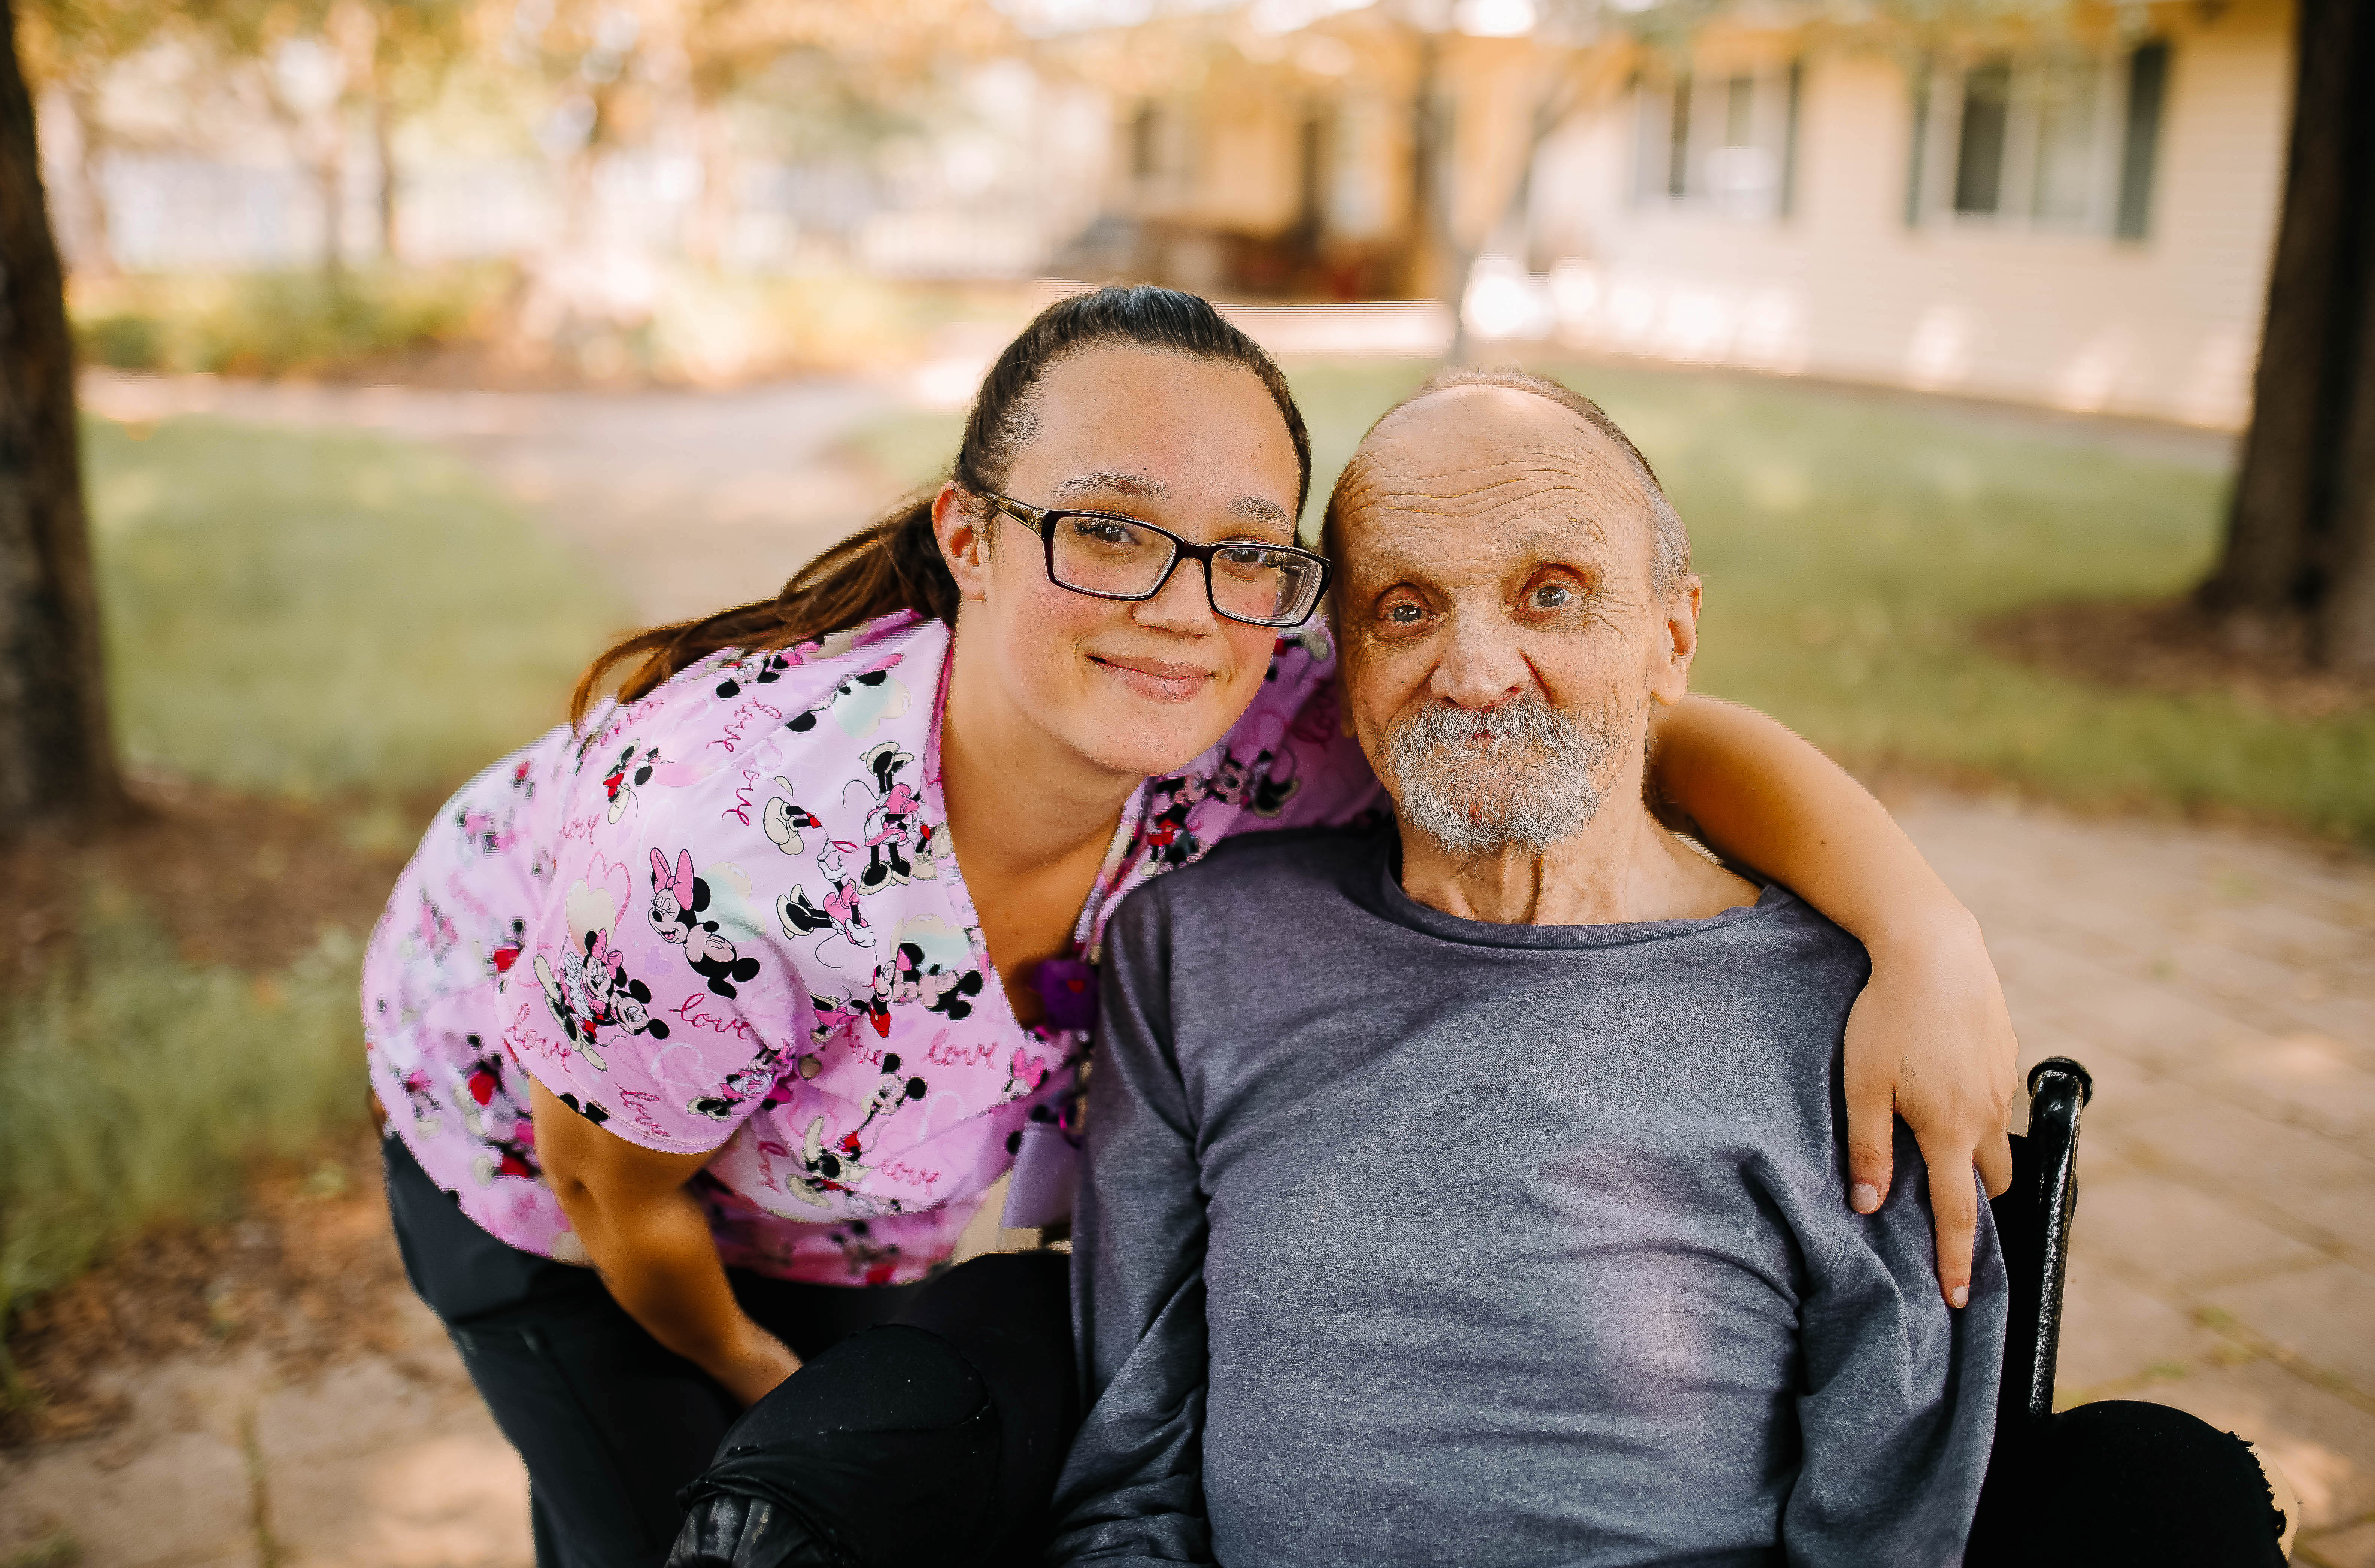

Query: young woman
364;285;2020;1568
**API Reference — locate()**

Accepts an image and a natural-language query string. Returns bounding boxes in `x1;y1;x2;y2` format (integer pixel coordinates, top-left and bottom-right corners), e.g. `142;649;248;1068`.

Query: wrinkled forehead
1333;385;1653;576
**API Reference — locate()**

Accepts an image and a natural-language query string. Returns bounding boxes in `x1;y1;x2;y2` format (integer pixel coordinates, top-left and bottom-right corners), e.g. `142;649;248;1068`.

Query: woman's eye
1532;583;1574;609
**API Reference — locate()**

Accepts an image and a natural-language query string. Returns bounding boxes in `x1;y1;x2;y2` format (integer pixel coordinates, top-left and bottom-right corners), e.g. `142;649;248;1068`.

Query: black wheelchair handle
2020;1056;2092;1421
2027;1056;2094;1107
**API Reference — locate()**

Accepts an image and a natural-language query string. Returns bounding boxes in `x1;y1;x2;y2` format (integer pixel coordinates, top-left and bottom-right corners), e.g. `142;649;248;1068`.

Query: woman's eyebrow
1046;471;1166;506
1045;472;1293;533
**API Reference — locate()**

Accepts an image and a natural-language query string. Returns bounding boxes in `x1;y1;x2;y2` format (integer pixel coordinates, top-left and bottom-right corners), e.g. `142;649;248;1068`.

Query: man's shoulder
1725;889;1872;995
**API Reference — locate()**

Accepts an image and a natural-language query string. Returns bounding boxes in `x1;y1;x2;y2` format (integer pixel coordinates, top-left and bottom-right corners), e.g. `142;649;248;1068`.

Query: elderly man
1044;367;2006;1566
665;370;2298;1568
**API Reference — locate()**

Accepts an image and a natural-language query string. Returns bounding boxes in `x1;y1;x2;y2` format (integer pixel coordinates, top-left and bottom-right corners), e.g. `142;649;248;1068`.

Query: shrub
0;892;365;1350
70;264;512;378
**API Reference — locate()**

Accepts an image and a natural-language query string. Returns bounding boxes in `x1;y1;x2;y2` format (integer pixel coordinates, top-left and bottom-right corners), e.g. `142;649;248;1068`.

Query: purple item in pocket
1000;1119;1080;1229
1034;958;1099;1033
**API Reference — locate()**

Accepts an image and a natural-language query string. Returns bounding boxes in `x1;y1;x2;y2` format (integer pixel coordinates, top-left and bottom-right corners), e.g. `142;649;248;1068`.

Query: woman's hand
1645;695;2020;1305
713;1322;803;1408
530;1079;801;1404
1843;911;2020;1308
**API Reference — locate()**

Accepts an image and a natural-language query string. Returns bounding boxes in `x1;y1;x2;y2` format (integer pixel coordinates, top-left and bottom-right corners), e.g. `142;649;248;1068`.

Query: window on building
1910;42;2169;239
1952;61;2011;214
1130;103;1161;181
1633;64;1801;221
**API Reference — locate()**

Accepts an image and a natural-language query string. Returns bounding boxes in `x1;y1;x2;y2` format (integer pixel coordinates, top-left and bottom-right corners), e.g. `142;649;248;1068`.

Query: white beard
1383;690;1629;857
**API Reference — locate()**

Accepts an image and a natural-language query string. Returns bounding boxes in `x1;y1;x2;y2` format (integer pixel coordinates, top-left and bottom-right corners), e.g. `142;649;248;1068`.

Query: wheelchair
1995;1055;2095;1430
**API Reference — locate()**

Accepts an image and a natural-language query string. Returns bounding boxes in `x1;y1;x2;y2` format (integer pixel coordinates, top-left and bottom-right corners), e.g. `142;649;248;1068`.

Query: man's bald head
1321;366;1691;598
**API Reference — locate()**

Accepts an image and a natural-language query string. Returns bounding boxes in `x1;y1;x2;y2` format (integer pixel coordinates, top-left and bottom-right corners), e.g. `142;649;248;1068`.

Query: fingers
1918;1131;1981;1309
1976;1128;2014;1199
1842;1055;1897;1217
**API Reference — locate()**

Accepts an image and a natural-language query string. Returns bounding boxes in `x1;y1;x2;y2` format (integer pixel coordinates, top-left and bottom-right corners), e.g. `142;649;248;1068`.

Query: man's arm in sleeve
1784;1117;2008;1568
1045;887;1217;1567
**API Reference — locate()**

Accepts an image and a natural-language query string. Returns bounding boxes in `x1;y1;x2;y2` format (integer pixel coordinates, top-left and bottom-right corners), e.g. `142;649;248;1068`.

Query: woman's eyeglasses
975;490;1331;629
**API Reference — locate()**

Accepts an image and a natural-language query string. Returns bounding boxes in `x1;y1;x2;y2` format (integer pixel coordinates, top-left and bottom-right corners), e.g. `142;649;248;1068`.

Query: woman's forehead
1041;469;1294;530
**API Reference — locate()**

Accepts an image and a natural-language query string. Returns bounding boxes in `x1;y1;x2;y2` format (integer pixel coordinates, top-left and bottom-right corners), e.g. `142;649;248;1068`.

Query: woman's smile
1088;652;1220;702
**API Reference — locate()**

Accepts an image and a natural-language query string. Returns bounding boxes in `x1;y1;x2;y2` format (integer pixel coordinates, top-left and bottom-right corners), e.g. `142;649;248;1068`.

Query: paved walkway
76;370;900;625
4;373;2368;1568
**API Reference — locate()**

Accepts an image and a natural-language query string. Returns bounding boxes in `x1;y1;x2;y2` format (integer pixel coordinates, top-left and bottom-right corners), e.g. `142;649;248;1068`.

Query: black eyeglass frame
972;489;1332;629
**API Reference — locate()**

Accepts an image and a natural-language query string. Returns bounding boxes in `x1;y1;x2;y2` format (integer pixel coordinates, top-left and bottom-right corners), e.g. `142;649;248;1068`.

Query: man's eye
1532;583;1574;609
1385;603;1425;625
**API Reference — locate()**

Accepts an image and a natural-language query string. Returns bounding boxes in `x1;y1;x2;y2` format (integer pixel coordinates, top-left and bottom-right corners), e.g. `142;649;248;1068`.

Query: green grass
844;360;2375;846
1;419;627;1360
0;893;364;1359
87;416;626;798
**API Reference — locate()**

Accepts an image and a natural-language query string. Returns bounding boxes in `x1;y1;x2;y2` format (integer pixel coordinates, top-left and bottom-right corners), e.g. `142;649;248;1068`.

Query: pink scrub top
361;609;1384;1286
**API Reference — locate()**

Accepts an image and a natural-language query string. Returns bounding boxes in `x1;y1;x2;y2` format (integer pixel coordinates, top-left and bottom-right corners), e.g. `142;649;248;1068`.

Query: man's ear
930;484;992;601
1649;575;1701;708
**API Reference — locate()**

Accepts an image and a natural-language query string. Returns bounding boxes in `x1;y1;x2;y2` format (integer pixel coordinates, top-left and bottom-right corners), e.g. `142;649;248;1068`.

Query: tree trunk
2316;175;2375;672
1404;32;1476;362
373;89;398;260
2196;0;2375;671
684;96;736;268
317;145;346;282
0;0;125;834
60;81;114;278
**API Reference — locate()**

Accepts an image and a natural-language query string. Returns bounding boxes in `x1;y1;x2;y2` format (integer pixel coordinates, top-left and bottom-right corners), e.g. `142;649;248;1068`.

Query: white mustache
1382;691;1623;856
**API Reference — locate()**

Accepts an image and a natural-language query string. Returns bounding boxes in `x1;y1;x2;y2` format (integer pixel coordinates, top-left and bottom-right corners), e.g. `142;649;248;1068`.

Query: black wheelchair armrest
1993;1057;2094;1426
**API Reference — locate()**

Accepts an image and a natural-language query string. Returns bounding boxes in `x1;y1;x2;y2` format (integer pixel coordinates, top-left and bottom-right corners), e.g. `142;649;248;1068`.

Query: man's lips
1090;654;1217;702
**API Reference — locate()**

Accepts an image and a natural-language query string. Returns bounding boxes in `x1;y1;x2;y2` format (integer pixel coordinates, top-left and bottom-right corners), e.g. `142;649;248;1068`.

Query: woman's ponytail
567;495;955;727
569;284;1310;729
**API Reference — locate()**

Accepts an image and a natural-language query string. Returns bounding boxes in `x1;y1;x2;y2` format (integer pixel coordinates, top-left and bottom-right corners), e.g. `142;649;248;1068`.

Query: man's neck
1398;764;1760;927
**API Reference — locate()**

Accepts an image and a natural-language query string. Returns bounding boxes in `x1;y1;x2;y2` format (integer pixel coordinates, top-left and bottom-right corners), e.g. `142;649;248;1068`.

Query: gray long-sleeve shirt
1049;826;2004;1568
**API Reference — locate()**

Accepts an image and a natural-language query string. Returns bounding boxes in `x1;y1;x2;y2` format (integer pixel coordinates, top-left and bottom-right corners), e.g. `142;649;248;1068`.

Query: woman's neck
937;644;1138;884
936;624;1141;1022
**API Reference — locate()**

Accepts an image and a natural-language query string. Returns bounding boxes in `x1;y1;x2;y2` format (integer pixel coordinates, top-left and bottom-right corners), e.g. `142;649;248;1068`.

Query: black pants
382;1133;927;1568
669;1241;2290;1568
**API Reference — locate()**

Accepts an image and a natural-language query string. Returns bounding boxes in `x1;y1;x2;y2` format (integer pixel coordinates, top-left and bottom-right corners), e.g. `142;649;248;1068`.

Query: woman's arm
529;1079;800;1405
1647;695;2019;1308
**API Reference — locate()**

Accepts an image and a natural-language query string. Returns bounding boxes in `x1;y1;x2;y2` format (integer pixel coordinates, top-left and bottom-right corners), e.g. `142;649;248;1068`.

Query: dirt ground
3;363;2371;1568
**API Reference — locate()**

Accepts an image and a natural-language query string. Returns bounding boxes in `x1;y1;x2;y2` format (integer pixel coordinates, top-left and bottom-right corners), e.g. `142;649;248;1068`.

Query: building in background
1086;0;2290;429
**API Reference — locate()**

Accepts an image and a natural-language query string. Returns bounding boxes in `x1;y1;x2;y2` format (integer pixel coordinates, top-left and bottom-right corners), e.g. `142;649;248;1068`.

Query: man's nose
1429;610;1530;710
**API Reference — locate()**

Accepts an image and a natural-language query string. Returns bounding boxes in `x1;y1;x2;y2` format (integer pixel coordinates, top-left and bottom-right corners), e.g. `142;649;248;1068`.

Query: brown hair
1320;364;1692;593
570;285;1313;727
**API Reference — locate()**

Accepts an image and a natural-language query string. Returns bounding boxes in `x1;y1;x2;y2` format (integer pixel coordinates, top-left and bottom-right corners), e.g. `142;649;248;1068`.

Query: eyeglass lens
1050;514;1322;624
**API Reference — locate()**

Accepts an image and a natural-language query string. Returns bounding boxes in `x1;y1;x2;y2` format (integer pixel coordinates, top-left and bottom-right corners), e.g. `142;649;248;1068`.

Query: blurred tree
174;0;465;275
672;0;1003;264
2196;0;2375;673
1390;0;1617;362
340;0;474;261
181;0;356;279
0;0;126;833
12;0;180;275
504;0;1003;261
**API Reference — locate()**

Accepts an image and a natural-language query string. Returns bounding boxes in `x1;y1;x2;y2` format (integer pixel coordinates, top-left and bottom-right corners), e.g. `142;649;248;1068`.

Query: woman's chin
1067;694;1241;779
